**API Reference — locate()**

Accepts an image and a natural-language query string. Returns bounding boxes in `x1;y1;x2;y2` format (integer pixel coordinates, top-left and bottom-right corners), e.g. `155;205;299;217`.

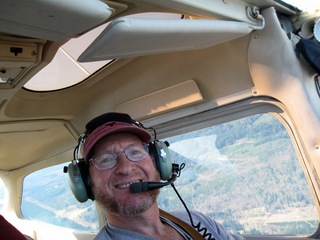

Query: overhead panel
0;0;114;41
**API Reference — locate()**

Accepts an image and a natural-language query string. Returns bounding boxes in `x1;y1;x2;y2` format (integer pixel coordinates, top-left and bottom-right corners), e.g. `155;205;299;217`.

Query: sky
284;0;320;10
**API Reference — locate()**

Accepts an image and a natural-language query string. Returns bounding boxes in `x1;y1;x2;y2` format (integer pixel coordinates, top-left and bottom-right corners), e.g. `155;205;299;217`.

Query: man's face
89;132;160;216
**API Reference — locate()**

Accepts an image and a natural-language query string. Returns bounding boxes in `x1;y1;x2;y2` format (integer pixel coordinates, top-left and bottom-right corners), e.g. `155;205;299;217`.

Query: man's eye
130;148;144;156
102;158;112;163
96;155;114;164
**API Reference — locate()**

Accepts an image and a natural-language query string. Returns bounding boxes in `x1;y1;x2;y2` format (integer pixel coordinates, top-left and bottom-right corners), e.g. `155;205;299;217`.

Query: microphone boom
129;174;177;193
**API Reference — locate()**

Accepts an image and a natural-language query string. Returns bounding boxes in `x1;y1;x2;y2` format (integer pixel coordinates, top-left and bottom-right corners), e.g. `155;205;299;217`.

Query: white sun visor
0;0;114;41
78;17;255;62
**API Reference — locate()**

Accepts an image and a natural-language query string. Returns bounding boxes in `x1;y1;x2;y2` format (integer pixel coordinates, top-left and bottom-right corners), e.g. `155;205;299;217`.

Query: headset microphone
130;173;177;193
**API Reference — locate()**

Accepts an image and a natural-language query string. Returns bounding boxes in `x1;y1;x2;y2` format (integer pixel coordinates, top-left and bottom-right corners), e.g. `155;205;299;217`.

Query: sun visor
78;17;254;62
0;0;114;41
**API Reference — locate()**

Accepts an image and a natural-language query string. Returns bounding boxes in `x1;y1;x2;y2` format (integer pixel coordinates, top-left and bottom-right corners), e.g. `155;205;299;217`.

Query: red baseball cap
83;113;152;162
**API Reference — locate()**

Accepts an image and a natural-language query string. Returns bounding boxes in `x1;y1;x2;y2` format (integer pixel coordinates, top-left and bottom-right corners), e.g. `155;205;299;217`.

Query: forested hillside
158;114;317;235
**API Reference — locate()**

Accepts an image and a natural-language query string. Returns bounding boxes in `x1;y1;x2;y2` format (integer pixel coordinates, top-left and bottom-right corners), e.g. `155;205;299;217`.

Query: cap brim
83;124;152;161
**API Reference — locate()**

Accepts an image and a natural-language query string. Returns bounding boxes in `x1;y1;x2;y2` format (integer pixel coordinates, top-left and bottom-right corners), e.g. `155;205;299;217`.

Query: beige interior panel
0;0;114;41
0;121;77;171
248;8;320;196
116;79;205;120
0;120;61;133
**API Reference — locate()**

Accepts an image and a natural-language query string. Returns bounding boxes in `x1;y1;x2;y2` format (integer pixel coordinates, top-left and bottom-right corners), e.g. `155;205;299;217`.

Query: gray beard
92;172;161;216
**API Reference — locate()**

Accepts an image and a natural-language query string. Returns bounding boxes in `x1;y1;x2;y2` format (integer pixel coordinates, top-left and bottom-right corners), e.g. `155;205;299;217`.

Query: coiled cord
171;182;215;240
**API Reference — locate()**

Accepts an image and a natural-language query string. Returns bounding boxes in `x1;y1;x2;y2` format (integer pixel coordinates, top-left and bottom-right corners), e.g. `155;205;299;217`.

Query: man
83;112;244;240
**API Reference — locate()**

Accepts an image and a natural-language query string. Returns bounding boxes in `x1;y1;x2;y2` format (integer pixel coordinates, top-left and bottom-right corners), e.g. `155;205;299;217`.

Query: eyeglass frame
88;142;149;170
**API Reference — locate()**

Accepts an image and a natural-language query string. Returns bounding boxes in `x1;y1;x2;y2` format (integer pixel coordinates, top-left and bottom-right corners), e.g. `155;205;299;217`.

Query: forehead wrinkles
92;132;143;155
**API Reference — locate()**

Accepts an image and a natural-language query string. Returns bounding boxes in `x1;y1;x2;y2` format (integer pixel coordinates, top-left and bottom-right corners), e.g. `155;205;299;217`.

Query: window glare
158;113;318;235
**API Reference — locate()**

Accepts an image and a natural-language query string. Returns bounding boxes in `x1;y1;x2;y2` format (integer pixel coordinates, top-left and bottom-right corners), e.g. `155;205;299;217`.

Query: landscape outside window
21;163;99;232
158;113;318;235
20;113;318;235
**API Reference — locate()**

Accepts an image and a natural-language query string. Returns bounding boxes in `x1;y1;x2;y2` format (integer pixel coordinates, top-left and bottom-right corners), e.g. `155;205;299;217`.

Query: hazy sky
284;0;320;9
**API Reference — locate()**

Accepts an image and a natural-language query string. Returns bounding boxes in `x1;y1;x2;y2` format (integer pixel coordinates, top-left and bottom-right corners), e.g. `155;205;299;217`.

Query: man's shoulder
93;226;110;240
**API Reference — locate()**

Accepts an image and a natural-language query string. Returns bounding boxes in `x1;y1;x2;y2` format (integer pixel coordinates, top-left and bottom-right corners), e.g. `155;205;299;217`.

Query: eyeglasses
89;143;149;170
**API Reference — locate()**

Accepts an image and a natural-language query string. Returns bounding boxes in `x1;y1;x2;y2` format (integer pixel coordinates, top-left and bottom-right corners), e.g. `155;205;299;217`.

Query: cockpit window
23;12;181;92
158;113;318;235
21;163;98;232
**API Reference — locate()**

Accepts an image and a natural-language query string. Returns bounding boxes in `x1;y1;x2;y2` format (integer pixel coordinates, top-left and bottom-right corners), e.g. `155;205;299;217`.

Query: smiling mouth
115;180;141;189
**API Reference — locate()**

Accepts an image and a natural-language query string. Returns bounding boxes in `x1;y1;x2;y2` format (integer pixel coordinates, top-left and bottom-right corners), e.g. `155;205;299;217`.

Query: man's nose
114;152;136;175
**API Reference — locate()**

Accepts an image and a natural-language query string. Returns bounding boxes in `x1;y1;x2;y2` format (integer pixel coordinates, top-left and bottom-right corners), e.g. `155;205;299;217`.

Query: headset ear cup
78;160;94;200
67;162;89;203
154;141;172;181
149;142;161;176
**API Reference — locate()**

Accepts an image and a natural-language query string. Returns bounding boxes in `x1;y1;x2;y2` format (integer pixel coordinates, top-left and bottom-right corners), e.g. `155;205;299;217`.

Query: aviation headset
66;112;174;203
